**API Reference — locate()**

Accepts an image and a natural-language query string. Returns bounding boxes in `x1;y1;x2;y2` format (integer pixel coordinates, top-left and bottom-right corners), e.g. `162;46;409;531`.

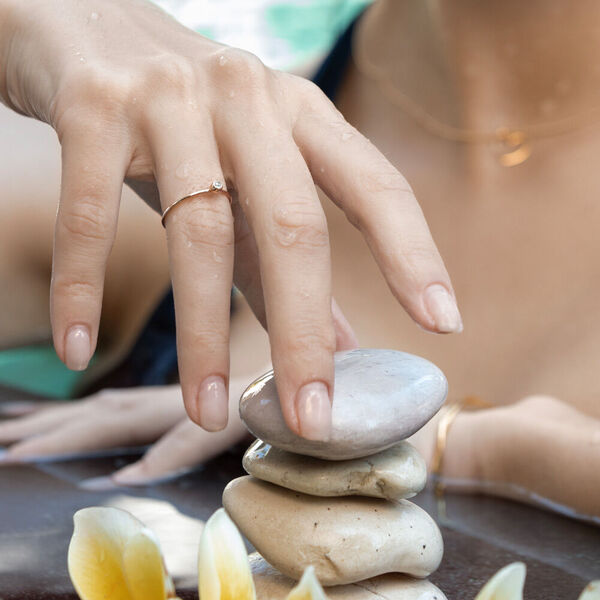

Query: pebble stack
223;349;448;600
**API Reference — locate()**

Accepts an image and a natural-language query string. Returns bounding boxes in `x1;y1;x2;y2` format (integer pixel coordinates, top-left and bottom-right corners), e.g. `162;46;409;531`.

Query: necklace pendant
497;129;532;167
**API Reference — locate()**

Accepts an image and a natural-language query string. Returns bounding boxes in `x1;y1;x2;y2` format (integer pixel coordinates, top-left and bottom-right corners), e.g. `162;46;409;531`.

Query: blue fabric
312;12;357;102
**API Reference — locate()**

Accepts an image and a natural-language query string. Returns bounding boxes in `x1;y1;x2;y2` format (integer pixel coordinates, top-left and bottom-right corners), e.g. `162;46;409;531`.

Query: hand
0;0;459;440
409;396;600;520
0;384;248;485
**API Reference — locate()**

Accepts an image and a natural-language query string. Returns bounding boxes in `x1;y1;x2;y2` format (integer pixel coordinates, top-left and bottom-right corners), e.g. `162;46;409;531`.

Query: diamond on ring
212;180;224;191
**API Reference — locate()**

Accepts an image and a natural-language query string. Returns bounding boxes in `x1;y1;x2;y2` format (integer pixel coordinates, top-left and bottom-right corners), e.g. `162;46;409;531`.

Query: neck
359;0;600;131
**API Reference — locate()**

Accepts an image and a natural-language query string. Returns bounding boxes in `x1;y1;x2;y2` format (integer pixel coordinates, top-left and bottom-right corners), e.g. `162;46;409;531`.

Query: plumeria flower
578;581;600;600
285;566;329;600
198;508;257;600
475;563;526;600
198;508;328;600
68;507;180;600
69;506;329;600
475;562;599;600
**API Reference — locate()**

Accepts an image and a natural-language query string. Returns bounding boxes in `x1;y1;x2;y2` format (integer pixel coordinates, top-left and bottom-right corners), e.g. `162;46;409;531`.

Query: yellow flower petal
198;508;256;600
475;563;526;600
579;581;600;600
285;567;329;600
123;529;176;600
68;507;176;600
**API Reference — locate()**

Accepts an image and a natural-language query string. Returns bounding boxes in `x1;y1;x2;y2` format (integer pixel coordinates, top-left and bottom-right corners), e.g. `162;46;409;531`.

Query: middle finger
225;124;336;441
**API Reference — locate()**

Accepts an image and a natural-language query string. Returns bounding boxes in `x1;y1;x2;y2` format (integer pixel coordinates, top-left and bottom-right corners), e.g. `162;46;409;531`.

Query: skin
0;0;598;517
0;0;460;443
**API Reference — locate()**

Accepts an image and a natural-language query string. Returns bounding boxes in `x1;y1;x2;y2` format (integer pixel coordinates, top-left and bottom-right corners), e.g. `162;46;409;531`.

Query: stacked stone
223;349;448;600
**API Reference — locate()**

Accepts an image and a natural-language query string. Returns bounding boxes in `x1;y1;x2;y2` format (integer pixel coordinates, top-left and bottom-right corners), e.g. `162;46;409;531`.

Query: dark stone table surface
0;389;598;599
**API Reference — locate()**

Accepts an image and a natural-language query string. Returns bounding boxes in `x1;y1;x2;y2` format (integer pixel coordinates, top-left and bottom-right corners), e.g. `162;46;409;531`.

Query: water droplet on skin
219;55;227;66
79;57;86;63
228;90;235;98
319;167;325;173
213;273;220;279
175;162;191;180
244;197;250;206
212;250;223;263
278;230;297;246
341;132;354;141
186;240;193;248
90;11;99;20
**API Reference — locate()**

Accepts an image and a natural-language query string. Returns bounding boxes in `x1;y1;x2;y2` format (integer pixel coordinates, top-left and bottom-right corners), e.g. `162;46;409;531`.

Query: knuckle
362;167;413;198
296;77;335;113
59;196;114;243
208;47;267;88
182;327;229;354
97;392;137;411
286;328;336;357
54;67;131;127
270;199;328;250
177;202;233;250
52;278;99;302
143;54;197;98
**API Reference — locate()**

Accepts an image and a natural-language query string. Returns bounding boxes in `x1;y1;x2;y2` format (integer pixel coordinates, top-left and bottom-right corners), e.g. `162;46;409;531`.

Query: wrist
0;0;20;109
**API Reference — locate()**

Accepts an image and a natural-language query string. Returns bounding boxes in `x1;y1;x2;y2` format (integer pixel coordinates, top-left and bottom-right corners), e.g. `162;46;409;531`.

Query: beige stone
250;554;447;599
243;440;427;501
223;477;443;586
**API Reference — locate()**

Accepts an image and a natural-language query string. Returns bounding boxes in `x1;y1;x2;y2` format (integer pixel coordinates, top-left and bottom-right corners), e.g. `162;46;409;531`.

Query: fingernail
64;325;92;371
78;475;119;491
111;463;146;486
197;376;228;432
295;382;332;442
423;284;463;333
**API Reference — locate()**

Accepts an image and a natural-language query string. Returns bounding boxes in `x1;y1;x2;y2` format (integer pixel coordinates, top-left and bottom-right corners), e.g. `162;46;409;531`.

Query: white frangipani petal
474;562;526;600
198;508;256;600
68;507;177;600
285;566;329;600
579;582;600;600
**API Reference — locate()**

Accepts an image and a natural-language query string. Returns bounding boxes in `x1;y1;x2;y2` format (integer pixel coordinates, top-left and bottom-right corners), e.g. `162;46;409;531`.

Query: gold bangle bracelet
430;395;492;498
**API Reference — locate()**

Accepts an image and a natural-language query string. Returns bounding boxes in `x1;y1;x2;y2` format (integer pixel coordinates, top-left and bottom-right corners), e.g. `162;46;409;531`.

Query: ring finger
149;115;234;432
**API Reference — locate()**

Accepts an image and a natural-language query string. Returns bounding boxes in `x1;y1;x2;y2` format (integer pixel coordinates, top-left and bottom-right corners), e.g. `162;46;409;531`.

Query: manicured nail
197;376;228;432
78;476;119;491
64;325;92;371
111;464;146;486
295;382;332;442
424;284;463;333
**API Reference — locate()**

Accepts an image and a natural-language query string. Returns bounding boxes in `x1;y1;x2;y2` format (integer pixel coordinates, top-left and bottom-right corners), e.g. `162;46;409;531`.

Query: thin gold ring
430;395;491;498
161;180;232;228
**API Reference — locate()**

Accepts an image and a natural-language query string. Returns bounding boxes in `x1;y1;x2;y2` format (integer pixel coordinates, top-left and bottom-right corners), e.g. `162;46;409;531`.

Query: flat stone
249;554;447;599
239;349;447;460
223;476;443;586
243;440;427;501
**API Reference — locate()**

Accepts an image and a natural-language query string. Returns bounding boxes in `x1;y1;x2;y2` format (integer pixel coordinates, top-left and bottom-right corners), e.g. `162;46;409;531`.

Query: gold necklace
352;29;600;167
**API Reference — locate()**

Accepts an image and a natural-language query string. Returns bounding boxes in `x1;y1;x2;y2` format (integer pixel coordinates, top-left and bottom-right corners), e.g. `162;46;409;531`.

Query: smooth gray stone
224;477;443;586
243;440;427;501
239;349;447;460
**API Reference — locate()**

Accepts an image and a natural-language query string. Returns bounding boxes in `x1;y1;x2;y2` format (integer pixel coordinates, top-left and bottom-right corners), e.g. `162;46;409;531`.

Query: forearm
0;0;19;109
